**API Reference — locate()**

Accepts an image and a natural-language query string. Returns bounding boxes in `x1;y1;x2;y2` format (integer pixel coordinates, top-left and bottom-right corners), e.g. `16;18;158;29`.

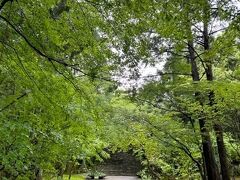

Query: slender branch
135;97;177;113
0;0;12;11
195;40;205;47
186;41;207;71
0;40;67;109
140;117;203;175
50;60;83;93
141;72;192;79
168;133;202;170
0;14;114;82
209;27;227;35
158;71;192;76
199;72;206;80
136;96;198;138
0;91;30;112
193;24;203;33
163;95;198;133
136;96;195;128
0;15;70;65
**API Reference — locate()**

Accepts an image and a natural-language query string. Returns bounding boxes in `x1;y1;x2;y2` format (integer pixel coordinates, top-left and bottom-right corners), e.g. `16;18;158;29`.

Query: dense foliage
0;0;239;179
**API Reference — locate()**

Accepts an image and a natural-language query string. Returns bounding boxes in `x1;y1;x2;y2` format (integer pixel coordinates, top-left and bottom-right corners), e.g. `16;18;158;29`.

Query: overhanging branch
0;14;114;82
0;0;12;11
0;91;30;112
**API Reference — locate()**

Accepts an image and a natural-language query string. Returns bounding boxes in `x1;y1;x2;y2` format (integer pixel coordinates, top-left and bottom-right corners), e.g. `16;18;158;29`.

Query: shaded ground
104;176;140;180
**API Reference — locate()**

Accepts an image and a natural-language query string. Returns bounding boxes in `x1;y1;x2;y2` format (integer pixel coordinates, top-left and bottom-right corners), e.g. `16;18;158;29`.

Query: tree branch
209;27;227;35
135;97;177;113
0;14;114;82
0;0;12;11
0;91;30;112
186;41;207;71
140;117;203;175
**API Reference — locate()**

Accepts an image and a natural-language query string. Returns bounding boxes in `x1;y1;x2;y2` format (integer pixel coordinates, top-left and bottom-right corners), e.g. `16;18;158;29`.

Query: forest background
0;0;240;179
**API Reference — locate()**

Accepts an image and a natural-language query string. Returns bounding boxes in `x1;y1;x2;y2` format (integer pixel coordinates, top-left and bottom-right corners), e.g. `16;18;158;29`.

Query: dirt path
104;176;139;180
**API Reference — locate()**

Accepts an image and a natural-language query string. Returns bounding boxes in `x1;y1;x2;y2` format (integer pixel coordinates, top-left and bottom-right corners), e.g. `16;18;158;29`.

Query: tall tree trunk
203;19;230;180
188;40;220;180
215;124;230;180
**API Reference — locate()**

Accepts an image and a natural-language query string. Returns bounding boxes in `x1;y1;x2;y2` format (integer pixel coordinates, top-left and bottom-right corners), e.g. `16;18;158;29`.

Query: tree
0;0;111;178
0;0;239;179
100;0;239;179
